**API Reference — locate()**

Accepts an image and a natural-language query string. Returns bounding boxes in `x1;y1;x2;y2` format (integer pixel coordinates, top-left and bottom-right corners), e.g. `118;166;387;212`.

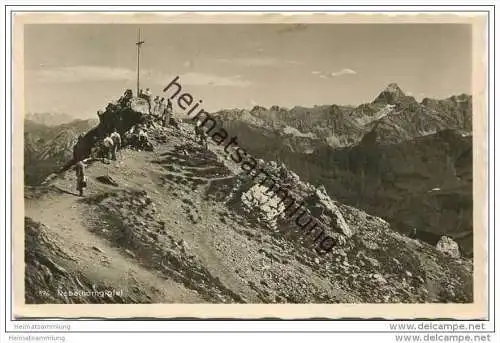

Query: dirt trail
25;166;204;303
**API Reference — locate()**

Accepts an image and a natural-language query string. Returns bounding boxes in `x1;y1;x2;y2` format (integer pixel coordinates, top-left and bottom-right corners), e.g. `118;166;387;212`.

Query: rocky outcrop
71;97;149;164
241;184;286;229
305;185;353;237
436;236;461;258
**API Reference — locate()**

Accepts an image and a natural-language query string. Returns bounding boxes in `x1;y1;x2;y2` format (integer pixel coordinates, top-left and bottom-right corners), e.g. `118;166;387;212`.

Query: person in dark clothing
118;89;133;108
97;110;104;123
160;99;173;127
162;105;170;127
194;121;208;149
166;99;173;113
75;161;86;197
158;97;166;118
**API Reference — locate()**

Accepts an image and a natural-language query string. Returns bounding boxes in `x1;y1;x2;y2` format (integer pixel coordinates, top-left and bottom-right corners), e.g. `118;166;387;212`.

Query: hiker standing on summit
157;97;165;121
162;99;173;127
144;88;153;114
153;95;160;115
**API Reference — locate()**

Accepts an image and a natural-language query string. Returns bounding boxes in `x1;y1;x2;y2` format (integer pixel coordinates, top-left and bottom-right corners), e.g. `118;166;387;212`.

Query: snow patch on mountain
282;126;317;139
356;104;396;126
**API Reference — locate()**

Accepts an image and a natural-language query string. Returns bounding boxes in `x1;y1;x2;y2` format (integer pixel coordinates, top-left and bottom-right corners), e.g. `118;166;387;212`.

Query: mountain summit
373;83;407;104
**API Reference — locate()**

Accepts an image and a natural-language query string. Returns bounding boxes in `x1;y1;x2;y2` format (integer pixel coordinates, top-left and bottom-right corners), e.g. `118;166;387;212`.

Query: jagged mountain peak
373;83;407;104
384;82;406;94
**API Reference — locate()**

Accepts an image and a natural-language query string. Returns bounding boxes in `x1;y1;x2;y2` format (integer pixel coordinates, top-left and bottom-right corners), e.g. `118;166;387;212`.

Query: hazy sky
24;23;472;118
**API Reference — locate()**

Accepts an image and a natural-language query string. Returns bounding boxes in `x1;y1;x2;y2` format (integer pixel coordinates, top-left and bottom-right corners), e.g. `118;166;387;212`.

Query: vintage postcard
12;11;489;319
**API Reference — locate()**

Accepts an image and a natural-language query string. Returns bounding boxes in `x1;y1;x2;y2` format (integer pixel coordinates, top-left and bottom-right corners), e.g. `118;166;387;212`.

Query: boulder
241;184;286;229
96;175;119;187
436;236;461;258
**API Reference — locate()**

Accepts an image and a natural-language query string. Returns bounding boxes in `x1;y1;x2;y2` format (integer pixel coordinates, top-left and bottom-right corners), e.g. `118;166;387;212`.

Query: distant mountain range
25;112;77;127
24;117;98;185
215;83;471;149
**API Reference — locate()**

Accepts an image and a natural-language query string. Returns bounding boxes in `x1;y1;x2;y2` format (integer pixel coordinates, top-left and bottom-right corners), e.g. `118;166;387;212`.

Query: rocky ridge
214;83;472;150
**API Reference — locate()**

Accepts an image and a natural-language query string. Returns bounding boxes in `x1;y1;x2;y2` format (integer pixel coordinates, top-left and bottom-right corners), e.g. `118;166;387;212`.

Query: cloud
330;68;357;77
214;57;302;67
31;65;136;83
173;72;252;87
312;68;357;79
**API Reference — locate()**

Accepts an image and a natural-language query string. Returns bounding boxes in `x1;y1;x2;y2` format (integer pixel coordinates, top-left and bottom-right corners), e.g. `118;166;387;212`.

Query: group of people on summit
74;87;176;197
138;87;174;125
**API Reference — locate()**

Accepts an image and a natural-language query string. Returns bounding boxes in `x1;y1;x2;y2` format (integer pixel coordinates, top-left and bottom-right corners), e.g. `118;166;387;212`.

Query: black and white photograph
14;12;489;321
